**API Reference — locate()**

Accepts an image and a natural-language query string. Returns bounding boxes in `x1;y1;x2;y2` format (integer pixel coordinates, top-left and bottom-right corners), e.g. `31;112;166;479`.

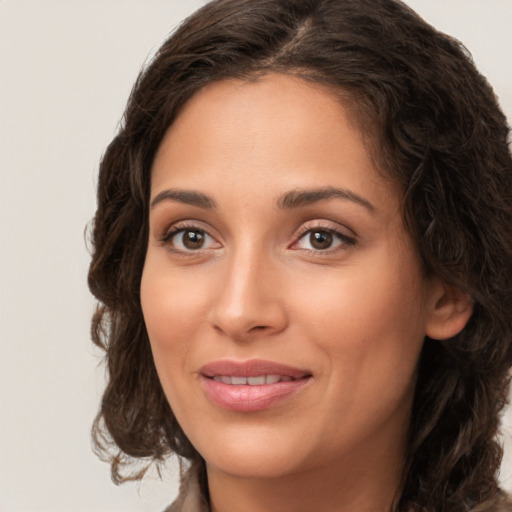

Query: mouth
199;359;312;412
210;375;298;385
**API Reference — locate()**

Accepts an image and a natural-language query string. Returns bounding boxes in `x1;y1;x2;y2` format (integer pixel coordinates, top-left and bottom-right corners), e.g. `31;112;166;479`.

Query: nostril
249;325;267;331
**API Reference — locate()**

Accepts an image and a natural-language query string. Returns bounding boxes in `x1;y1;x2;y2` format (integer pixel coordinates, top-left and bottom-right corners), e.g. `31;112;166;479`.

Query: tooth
247;376;265;385
280;376;292;382
220;376;231;384
213;376;222;382
231;376;247;385
265;375;280;384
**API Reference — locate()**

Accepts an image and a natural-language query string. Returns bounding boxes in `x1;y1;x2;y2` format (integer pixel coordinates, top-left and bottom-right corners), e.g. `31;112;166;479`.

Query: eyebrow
150;185;375;213
150;189;217;209
277;186;376;214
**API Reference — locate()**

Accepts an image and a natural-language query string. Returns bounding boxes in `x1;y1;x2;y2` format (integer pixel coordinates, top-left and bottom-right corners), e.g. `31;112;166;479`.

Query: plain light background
0;1;511;511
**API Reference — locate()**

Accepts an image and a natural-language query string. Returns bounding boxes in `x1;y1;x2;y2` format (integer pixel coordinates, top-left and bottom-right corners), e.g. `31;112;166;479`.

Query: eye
163;227;220;252
292;228;355;252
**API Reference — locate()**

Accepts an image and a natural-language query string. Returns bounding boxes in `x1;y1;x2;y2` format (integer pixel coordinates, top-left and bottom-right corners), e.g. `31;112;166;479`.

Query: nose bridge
209;240;287;339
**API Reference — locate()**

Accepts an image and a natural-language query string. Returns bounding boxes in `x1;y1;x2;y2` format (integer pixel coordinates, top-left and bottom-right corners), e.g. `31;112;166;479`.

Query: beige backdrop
1;1;511;511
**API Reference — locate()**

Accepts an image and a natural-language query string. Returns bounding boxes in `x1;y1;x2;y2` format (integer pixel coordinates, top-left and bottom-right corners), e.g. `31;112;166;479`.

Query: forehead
150;73;395;215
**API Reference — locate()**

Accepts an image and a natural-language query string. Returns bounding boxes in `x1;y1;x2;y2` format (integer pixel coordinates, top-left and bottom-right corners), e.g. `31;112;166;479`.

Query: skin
141;74;471;512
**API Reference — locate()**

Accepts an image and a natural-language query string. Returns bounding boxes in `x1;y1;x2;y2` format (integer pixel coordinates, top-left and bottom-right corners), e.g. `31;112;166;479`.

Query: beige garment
164;461;209;512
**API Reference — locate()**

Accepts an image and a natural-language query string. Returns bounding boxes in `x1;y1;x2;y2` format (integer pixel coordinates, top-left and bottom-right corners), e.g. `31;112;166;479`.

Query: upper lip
199;359;311;379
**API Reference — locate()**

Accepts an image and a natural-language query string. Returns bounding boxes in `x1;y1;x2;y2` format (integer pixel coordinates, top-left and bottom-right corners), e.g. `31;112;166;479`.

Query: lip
199;359;313;412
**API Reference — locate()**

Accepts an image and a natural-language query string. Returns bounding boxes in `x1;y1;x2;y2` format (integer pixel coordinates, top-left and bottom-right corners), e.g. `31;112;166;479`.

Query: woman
88;0;512;510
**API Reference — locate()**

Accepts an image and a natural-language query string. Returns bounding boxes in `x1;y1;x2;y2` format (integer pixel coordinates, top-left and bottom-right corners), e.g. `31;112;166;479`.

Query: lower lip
201;376;311;412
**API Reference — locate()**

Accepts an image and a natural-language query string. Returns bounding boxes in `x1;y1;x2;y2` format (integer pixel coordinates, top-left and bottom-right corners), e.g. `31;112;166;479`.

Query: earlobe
425;281;474;340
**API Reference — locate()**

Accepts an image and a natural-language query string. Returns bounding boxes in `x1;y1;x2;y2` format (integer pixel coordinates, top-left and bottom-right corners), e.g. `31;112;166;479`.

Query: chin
206;453;303;480
194;427;309;479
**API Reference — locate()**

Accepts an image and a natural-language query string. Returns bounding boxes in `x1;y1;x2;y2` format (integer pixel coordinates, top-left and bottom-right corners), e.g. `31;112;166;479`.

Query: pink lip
199;359;312;412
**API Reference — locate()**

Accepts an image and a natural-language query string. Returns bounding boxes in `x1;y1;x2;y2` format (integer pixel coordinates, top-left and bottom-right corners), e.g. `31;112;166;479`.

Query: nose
207;250;288;342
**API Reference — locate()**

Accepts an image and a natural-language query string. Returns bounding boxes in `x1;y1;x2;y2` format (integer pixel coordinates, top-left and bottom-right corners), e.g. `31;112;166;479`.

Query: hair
88;0;512;510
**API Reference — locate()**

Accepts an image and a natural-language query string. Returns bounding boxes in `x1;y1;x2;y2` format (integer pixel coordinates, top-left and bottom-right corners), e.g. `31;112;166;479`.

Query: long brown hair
88;0;512;509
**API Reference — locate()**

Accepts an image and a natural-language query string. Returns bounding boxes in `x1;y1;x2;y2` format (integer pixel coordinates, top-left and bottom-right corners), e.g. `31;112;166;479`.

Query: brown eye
182;230;205;249
161;223;222;254
309;230;333;250
292;226;355;253
164;227;220;252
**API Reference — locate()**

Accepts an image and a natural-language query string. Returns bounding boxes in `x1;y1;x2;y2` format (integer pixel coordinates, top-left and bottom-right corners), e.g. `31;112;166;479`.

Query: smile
211;375;295;385
199;360;312;412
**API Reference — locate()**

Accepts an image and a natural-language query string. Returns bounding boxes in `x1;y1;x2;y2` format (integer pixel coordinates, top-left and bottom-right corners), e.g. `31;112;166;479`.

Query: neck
207;442;404;512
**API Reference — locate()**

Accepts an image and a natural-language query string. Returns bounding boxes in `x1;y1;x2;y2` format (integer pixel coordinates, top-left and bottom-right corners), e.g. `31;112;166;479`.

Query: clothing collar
165;460;209;512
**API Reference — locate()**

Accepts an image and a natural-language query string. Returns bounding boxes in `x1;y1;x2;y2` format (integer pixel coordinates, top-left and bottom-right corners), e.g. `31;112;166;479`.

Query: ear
425;280;473;340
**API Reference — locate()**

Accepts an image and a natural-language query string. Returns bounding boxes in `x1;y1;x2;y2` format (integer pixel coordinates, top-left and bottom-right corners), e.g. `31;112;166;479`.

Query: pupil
310;231;332;249
183;230;204;249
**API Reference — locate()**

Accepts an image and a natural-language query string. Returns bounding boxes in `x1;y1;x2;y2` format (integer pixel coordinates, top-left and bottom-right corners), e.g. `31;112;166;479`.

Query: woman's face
141;74;439;480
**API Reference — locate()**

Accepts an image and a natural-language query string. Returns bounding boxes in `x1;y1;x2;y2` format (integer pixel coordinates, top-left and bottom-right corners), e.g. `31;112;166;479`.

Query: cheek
290;247;427;390
295;260;425;339
293;255;426;441
140;260;211;368
140;261;210;427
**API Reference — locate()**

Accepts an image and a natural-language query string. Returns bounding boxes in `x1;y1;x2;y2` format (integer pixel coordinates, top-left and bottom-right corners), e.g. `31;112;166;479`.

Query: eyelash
158;222;356;255
159;222;219;253
160;223;199;244
291;225;356;253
